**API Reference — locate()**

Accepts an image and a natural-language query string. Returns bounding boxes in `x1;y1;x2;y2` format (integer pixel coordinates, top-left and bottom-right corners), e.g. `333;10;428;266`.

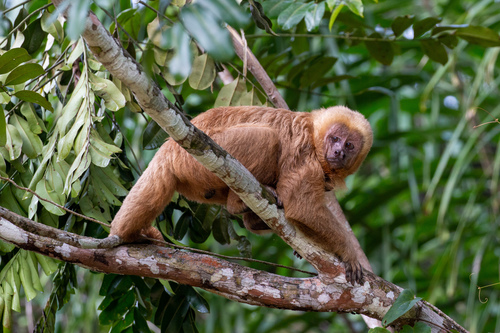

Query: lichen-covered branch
0;207;467;333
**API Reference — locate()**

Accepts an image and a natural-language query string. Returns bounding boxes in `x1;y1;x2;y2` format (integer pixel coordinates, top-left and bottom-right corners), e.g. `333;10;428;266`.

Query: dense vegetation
0;0;499;332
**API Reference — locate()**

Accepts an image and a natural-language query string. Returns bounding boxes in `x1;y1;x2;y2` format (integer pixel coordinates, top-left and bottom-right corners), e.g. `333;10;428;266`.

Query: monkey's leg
110;144;177;243
277;165;363;284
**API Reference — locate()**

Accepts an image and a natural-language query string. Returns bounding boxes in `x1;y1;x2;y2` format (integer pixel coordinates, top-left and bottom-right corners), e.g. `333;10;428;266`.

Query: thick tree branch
0;208;467;332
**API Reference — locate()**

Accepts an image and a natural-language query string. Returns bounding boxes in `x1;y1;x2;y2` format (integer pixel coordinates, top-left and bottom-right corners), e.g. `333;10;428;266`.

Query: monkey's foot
345;260;364;285
140;226;164;243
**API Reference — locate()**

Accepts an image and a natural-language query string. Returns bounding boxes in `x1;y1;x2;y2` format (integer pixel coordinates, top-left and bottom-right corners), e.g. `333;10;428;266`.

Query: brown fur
109;106;373;284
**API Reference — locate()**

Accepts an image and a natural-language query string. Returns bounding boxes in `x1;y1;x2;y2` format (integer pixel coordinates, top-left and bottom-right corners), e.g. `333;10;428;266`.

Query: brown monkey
109;106;373;284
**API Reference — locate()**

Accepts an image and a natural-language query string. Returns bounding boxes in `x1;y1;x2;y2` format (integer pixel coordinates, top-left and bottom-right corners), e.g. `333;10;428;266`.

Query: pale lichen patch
139;256;160;274
387;291;395;299
0;219;28;244
318;293;331;304
351;285;367;303
255;285;281;299
54;243;72;258
211;268;234;283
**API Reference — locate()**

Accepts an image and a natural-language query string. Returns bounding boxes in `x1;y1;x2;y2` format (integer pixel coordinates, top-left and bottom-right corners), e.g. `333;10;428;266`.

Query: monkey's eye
331;136;340;142
345;142;354;150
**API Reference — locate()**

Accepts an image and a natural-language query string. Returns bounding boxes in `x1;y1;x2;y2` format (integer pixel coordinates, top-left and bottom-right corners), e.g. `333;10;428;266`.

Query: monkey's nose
334;150;346;159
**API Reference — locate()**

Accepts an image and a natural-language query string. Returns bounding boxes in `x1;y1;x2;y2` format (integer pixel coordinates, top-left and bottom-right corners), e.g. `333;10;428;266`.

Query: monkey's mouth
326;157;345;168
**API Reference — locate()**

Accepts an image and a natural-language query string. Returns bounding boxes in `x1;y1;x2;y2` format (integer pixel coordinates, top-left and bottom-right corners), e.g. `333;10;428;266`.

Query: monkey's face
323;123;363;171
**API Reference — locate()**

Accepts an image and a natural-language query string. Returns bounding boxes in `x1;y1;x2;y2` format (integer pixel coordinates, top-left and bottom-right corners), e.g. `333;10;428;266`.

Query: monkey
109;106;373;284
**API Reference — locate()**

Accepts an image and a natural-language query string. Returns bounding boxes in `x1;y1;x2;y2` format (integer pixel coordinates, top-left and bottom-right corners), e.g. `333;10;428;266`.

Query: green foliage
382;289;422;326
0;0;500;332
35;263;76;333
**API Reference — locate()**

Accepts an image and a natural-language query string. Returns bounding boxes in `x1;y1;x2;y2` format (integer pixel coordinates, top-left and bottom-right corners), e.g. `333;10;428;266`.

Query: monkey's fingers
264;186;283;208
345;261;364;285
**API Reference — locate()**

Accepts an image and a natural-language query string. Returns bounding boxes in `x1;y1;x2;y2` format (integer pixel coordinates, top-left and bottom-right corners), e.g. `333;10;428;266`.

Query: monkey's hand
263;185;283;208
343;256;364;285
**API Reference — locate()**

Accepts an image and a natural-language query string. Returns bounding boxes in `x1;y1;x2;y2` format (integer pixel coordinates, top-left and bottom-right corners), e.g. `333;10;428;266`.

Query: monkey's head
312;106;373;188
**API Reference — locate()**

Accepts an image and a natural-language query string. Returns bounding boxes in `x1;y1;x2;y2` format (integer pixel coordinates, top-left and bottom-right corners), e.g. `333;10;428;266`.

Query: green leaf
20;102;44;134
437;33;458;49
64;142;91;193
181;5;234;61
262;0;294;18
184;286;210;314
345;0;363;17
328;3;344;30
413;322;432;333
278;2;313;30
67;38;85;66
147;17;169;49
365;32;394;65
89;129;122;168
368;328;392;333
66;0;91;40
14;90;54;112
20;19;47;55
197;0;250;29
174;212;191;240
305;2;325;32
10;114;43;159
0;48;31;74
142;120;169;150
58;101;90;160
4;63;45;85
240;87;263;106
91;164;128;197
162;25;192;83
212;213;231;245
214;77;247;107
90;73;126;111
413;17;441;38
41;11;64;42
391;15;415;37
35;179;65;216
0;105;6;146
421;39;448;65
250;1;274;34
382;289;422;326
189;53;216;90
456;26;500;47
189;215;211;243
300;56;337;88
79;196;109;223
4;124;23;161
57;69;88;136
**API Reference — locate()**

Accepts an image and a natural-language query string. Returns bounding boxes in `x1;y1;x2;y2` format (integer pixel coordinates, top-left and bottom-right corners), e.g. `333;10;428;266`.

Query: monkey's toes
293;250;303;259
345;261;364;285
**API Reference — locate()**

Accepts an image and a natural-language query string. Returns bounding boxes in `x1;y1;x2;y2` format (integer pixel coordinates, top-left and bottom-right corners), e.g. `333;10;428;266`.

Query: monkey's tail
109;152;176;242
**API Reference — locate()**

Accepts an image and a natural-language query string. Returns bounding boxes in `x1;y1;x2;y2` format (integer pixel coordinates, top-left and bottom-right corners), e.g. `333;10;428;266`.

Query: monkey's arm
277;164;363;284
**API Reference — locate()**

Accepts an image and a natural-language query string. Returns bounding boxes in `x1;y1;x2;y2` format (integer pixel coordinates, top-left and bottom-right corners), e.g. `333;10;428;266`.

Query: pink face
323;123;363;171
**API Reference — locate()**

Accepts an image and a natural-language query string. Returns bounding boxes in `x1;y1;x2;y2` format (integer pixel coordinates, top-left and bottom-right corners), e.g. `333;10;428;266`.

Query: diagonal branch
48;0;353;283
